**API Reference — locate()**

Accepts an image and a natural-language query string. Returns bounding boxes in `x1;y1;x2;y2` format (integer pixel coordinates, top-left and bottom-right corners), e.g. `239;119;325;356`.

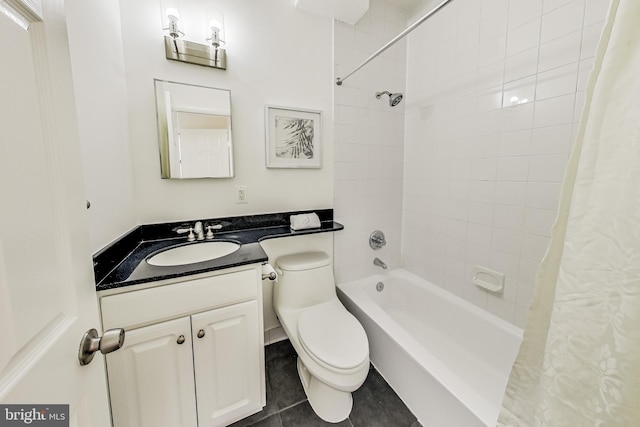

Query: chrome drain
376;281;384;292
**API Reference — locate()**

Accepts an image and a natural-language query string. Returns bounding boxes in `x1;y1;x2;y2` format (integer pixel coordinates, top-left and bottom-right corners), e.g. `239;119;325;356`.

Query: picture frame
265;105;322;168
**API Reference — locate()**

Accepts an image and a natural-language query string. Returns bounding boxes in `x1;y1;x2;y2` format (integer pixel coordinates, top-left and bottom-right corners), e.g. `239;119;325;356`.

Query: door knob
78;328;125;366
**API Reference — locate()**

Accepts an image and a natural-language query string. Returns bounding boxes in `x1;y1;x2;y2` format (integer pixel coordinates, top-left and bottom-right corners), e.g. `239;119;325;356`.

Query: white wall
68;0;609;329
65;0;137;253
66;0;335;252
402;0;609;326
118;0;334;225
333;0;407;283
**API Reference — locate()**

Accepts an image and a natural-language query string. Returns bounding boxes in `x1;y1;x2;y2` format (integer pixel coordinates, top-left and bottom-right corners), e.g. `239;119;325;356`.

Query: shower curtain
498;0;640;425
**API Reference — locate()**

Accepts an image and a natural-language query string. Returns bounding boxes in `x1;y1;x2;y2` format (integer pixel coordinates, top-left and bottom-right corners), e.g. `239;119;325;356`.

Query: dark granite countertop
94;209;342;291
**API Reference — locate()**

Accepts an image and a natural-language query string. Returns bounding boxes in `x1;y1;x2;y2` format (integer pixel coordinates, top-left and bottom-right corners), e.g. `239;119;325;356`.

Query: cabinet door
192;300;264;427
106;317;198;427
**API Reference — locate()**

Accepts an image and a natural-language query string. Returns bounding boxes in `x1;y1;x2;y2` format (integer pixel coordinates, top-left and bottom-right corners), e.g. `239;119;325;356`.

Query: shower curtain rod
335;0;454;86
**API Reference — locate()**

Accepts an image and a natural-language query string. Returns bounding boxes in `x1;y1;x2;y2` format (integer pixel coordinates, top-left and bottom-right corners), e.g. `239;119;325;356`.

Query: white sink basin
147;241;240;267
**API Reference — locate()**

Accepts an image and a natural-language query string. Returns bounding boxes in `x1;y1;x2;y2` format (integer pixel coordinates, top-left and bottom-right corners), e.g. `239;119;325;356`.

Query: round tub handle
370;230;386;249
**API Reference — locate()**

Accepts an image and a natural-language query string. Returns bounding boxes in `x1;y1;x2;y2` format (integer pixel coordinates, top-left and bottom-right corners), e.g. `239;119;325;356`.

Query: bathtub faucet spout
373;258;387;270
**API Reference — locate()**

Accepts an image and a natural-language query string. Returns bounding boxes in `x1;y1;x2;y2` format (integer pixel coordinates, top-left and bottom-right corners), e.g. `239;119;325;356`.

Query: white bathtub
337;269;522;426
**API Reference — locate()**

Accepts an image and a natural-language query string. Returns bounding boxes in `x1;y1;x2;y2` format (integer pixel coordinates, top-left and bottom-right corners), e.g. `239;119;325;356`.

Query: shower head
376;91;403;107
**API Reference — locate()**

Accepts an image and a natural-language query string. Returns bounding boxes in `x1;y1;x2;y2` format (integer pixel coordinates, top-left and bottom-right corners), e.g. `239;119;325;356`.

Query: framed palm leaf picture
265;105;322;168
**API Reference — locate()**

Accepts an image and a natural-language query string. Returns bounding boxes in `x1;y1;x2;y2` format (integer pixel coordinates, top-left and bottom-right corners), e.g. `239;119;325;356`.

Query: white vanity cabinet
104;316;198;426
192;300;262;426
99;265;265;427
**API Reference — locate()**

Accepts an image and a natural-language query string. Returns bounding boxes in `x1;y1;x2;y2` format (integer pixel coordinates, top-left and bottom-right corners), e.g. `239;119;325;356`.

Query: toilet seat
297;300;368;371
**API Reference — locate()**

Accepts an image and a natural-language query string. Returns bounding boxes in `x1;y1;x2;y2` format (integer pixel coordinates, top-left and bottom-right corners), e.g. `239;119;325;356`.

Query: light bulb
209;19;221;32
165;7;181;39
166;7;180;22
208;19;223;46
205;7;225;47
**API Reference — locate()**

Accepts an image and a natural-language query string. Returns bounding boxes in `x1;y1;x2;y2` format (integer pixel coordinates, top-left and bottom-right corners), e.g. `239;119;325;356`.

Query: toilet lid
297;301;368;370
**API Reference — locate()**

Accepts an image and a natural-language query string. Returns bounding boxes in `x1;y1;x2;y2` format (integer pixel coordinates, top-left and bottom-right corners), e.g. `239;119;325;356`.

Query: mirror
154;79;233;179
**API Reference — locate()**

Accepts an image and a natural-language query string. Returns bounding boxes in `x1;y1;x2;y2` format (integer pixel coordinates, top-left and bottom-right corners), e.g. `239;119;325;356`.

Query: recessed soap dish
472;265;504;293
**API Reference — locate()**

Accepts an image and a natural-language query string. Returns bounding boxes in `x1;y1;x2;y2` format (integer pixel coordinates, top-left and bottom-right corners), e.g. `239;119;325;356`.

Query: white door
105;317;198;427
0;0;111;425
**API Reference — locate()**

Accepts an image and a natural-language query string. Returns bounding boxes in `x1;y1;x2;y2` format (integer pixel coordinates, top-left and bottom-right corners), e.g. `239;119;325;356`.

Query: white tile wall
333;0;608;327
402;0;608;327
333;0;407;283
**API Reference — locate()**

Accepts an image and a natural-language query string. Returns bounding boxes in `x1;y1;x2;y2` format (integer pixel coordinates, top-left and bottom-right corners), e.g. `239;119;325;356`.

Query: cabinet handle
177;335;185;345
197;329;205;339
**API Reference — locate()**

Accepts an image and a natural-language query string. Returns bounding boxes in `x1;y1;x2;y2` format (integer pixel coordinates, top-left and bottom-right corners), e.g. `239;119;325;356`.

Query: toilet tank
274;252;337;311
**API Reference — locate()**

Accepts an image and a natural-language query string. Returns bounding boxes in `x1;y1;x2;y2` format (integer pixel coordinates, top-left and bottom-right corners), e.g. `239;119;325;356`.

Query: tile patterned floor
230;340;421;427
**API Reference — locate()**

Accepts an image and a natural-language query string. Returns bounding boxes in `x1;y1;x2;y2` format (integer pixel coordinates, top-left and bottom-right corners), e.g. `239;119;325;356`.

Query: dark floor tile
281;401;352;427
349;368;418;427
245;413;283;427
267;348;306;410
233;339;418;427
265;339;296;362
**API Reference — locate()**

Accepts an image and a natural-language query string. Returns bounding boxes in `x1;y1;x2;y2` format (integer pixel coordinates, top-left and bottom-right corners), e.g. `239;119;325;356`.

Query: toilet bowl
273;252;369;423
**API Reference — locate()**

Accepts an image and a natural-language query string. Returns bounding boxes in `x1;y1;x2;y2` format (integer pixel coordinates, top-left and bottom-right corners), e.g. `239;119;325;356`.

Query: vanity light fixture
163;5;227;70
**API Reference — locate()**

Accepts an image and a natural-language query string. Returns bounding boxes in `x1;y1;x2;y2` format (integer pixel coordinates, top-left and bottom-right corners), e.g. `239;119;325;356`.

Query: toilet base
297;358;353;423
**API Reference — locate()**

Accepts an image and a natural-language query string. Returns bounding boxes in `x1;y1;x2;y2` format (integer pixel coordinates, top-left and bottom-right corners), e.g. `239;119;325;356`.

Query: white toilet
273;251;369;423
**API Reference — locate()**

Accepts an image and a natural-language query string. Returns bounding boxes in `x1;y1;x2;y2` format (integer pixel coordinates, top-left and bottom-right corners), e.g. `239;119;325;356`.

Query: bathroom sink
146;241;240;267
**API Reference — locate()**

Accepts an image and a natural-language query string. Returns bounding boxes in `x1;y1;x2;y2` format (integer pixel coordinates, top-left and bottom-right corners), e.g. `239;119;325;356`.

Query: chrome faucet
194;221;204;241
373;258;387;270
175;221;224;241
